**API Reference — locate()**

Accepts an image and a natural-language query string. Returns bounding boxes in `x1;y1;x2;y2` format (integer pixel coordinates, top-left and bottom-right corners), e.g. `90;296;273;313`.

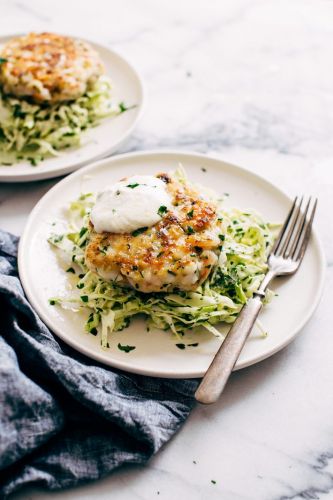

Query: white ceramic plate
0;34;144;183
18;151;325;378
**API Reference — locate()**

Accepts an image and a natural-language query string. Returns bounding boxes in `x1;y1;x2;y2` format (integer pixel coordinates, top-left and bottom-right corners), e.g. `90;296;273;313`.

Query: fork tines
272;196;317;262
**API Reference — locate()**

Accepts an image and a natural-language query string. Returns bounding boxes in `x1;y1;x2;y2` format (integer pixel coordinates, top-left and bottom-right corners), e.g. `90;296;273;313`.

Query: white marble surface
1;0;333;498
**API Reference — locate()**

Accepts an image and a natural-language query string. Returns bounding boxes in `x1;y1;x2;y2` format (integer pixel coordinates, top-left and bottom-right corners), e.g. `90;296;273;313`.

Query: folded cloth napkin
0;229;198;499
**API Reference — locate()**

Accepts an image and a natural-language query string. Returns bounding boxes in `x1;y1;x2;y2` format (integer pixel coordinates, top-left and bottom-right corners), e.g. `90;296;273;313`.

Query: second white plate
0;34;144;182
18;151;325;378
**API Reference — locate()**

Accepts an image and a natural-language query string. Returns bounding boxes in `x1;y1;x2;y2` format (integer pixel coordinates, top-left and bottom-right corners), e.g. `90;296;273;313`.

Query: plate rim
0;33;145;183
18;150;326;378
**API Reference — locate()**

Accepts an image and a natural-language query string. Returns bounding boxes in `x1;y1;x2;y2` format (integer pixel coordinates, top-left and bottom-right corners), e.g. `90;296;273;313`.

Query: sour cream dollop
90;175;172;234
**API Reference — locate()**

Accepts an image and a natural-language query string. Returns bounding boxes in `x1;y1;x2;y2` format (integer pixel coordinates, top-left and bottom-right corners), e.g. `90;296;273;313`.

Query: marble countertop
1;0;333;499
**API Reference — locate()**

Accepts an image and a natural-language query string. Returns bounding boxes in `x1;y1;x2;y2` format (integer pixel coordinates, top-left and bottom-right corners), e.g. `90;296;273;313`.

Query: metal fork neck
255;270;277;298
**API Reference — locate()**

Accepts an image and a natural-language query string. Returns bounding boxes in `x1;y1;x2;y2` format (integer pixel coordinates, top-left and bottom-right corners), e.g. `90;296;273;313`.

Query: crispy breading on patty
85;172;224;293
0;32;104;103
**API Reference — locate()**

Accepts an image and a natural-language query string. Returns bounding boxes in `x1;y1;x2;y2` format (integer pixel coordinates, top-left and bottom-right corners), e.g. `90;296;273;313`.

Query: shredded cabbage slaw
0;76;125;165
48;171;276;348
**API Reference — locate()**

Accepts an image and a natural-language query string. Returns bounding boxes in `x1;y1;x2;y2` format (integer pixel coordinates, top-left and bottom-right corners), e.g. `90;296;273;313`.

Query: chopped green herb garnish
28;157;38;166
186;226;195;235
118;102;136;113
50;234;63;244
211;480;216;485
126;183;139;189
167;270;176;276
176;343;186;350
49;299;60;306
187;343;199;347
132;227;148;237
90;327;98;336
158;205;168;217
119;102;128;113
66;267;75;274
80;295;89;303
0;58;8;64
79;227;88;238
187;209;194;218
118;343;136;353
219;234;225;241
201;167;207;172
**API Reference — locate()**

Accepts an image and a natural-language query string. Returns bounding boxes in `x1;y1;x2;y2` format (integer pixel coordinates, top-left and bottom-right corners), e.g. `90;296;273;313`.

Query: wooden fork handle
195;296;263;404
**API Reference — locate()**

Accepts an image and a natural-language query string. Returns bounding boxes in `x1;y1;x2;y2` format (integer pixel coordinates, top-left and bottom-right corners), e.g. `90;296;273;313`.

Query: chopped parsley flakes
118;343;136;353
118;102;137;113
132;227;148;237
176;342;199;349
49;298;60;306
158;205;168;217
28;157;38;166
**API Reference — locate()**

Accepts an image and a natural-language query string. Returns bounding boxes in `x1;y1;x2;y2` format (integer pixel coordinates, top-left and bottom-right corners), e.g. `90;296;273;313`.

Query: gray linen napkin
0;229;197;498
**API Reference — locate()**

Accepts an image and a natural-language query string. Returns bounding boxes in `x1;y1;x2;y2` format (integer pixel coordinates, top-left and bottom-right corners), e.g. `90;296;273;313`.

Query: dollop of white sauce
90;175;172;234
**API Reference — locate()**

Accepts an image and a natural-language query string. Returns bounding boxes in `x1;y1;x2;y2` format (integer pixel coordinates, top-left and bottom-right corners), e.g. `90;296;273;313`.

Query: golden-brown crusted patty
0;32;104;103
85;172;224;293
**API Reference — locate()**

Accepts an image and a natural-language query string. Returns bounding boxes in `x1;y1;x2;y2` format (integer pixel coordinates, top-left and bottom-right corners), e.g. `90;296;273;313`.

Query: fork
195;196;317;405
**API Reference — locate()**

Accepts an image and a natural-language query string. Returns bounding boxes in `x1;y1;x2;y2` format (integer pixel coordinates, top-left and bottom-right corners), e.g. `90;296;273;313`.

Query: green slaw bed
48;170;277;348
0;76;128;165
